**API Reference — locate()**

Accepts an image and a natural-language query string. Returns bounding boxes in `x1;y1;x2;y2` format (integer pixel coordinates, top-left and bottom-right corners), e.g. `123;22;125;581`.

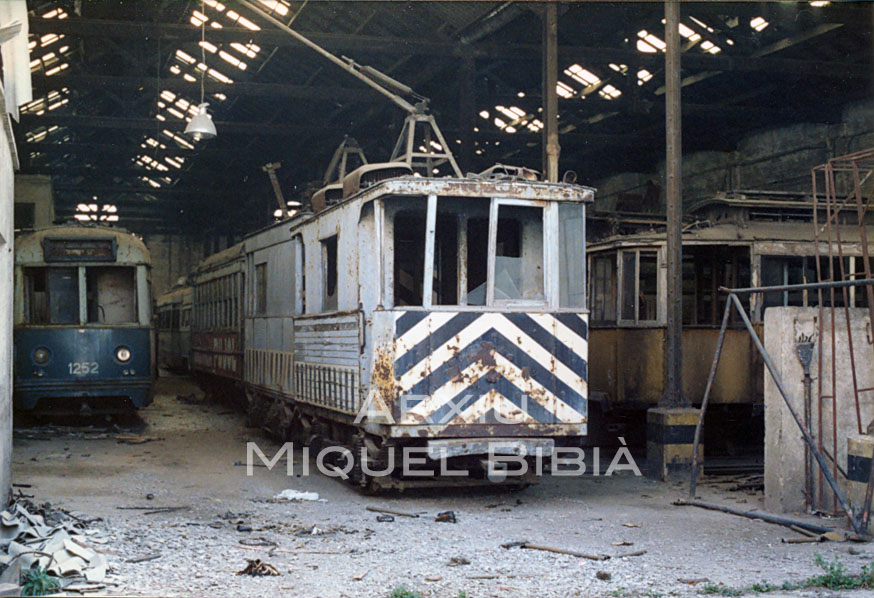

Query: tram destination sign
44;237;117;262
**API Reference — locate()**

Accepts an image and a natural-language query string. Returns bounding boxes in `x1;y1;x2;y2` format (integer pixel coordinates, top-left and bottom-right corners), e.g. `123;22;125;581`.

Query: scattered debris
376;515;395;523
447;557;470;567
502;541;609;561
425;575;443;582
435;511;457;523
273;489;323;502
0;499;109;585
239;537;277;548
366;506;419;518
115;435;163;445
236;525;253;533
622;523;640;528
352;570;369;581
145;494;154;501
612;541;633;546
673;499;834;535
596;571;611;581
125;552;161;564
236;559;280;576
234;461;267;468
679;577;710;585
614;550;647;558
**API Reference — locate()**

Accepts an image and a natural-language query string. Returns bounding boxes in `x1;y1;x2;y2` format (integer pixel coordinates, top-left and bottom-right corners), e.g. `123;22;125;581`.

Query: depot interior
4;1;874;524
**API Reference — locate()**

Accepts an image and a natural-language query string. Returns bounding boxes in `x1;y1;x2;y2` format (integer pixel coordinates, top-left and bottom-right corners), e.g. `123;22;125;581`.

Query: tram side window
559;203;586;308
23;267;79;324
619;250;657;323
590;254;616;323
255;263;267;315
86;267;137;324
321;235;339;312
682;246;751;325
762;256;818;310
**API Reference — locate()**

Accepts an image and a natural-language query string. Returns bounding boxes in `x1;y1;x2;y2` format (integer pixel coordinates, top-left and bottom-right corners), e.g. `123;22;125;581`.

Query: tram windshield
21;266;138;325
388;196;584;309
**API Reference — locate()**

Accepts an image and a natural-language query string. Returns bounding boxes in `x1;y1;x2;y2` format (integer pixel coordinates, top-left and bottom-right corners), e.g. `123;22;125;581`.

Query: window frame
617;247;660;326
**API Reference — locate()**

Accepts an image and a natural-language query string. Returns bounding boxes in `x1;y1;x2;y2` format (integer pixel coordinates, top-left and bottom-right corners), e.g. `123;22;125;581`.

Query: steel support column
662;1;685;407
541;3;560;182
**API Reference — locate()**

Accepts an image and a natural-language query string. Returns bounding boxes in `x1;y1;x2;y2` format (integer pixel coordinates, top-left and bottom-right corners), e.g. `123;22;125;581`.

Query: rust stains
372;346;399;403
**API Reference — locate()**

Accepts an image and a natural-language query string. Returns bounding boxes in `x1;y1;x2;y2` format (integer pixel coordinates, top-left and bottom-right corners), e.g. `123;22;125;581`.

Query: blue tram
13;224;155;412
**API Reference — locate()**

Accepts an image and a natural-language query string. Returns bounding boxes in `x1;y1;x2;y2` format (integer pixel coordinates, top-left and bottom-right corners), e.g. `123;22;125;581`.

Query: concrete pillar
662;0;684;407
541;3;559;182
646;407;702;480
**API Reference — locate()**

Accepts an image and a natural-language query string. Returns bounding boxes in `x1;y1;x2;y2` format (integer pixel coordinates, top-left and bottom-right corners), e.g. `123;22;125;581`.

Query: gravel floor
11;375;874;597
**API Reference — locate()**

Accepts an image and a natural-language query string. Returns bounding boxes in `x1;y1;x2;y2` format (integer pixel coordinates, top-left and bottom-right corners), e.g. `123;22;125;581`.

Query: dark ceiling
16;1;874;237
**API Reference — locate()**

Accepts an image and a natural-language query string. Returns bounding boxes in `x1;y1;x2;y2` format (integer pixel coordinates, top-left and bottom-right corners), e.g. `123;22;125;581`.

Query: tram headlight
115;346;132;363
32;347;51;365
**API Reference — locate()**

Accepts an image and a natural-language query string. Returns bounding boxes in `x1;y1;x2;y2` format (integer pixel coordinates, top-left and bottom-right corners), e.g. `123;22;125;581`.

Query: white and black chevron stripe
392;311;588;426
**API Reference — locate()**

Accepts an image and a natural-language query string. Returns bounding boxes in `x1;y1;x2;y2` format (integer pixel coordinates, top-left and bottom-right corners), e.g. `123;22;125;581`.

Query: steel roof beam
27;18;868;78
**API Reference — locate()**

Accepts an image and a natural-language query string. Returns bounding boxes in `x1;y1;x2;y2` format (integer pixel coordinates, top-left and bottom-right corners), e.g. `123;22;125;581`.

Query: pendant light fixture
184;0;217;141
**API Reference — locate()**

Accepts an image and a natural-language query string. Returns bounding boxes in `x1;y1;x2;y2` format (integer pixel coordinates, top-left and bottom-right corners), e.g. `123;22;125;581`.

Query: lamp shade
184;102;216;141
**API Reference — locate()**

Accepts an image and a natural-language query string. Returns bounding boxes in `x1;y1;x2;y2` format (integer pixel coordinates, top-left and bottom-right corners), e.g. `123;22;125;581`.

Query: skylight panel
699;40;721;54
750;17;769;32
598;84;622;100
556;81;575;99
225;10;260;31
637;68;653;85
257;0;290;16
678;23;701;42
199;40;218;54
162;129;195;149
230;42;261;59
183;74;197;83
42;8;68;19
637;30;666;52
213;93;227;102
564;64;601;86
204;0;226;10
176;50;196;65
45;63;68;76
219;50;246;70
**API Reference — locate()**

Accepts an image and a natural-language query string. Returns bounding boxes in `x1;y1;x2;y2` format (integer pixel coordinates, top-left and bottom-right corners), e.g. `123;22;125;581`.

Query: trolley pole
662;0;685;407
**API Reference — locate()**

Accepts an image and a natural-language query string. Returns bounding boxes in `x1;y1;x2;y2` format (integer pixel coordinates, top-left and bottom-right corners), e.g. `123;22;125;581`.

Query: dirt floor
11;375;874;597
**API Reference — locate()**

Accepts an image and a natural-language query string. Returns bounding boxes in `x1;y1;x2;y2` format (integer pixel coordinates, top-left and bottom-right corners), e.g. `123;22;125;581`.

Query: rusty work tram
205;164;594;489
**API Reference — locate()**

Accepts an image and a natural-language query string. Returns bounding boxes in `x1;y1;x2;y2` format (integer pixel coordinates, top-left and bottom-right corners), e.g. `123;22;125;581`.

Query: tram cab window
321;235;339;312
23;268;79;324
86;267;136;324
619;250;657;323
23;267;79;324
493;205;545;303
393;212;426;306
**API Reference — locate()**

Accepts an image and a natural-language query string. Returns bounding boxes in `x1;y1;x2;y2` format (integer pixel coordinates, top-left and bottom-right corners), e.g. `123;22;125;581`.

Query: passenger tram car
586;190;874;452
189;242;246;403
156;282;192;373
13;224;155;412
